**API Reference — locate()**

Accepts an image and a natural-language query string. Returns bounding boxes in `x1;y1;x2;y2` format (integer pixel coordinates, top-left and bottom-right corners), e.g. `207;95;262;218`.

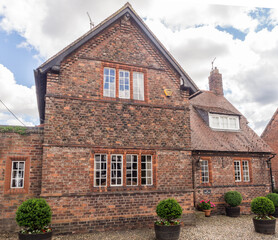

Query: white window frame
133;72;144;101
119;70;130;99
111;154;123;186
201;160;209;183
234;161;241;182
126;154;138;186
103;67;116;98
209;113;240;131
10;161;25;188
94;154;107;187
242;160;250;182
141;155;153;186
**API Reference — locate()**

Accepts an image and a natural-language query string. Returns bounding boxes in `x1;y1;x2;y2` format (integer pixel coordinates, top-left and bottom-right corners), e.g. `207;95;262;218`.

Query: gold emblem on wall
164;89;173;97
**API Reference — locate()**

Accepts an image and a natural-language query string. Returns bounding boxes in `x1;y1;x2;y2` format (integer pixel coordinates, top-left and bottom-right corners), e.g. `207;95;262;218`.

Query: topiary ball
16;198;52;231
224;191;243;207
266;193;278;207
251;197;275;216
156;198;183;222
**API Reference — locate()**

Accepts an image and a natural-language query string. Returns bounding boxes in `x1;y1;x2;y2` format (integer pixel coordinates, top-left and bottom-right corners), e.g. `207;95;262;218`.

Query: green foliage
0;126;28;135
224;191;243;207
16;198;52;231
266;193;278;207
273;188;278;194
156;198;182;222
251;197;275;218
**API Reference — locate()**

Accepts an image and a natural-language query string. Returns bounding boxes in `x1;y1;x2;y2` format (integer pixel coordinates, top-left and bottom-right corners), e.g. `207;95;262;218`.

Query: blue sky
0;0;278;134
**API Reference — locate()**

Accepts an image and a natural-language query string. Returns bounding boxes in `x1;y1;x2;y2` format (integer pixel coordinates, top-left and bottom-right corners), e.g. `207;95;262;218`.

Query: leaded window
234;161;241;182
119;70;130;99
133;72;144;101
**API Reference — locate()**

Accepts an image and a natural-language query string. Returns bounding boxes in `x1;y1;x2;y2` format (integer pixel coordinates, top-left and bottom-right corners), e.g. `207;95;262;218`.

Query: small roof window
209;113;240;131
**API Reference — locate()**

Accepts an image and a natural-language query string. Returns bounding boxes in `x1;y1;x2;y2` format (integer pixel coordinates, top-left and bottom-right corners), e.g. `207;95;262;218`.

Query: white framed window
126;155;138;186
242;160;250;182
234;161;241;182
103;68;116;98
209;113;240;131
133;72;144;101
11;161;25;188
119;70;130;99
201;160;209;183
141;155;152;185
94;154;107;187
111;155;123;186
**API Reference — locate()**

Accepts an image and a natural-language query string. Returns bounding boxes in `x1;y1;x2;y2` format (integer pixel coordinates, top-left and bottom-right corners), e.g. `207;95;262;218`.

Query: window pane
141;155;152;185
133;72;144;100
234;161;241;182
94;154;107;187
103;68;116;97
119;70;130;99
111;155;123;186
201;160;209;183
11;161;25;188
126;155;138;186
243;161;250;182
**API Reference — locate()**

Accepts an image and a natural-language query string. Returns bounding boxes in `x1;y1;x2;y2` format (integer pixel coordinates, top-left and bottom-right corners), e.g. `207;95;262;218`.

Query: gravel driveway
1;213;278;239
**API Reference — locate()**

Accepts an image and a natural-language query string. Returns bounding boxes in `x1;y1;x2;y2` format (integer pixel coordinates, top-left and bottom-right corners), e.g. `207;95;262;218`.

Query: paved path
1;213;278;239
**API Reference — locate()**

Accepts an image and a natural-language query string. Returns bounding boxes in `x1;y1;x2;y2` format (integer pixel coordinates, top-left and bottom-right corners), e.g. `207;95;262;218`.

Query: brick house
190;67;273;213
0;3;274;233
261;108;278;188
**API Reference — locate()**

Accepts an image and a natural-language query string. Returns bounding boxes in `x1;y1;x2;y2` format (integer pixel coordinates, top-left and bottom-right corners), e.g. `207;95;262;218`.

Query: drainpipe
267;154;276;192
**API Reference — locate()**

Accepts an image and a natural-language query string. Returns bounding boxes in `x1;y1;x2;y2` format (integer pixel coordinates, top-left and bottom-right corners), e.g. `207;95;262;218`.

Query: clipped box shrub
16;198;52;232
251;197;275;218
156;198;182;223
224;191;243;207
266;193;278;207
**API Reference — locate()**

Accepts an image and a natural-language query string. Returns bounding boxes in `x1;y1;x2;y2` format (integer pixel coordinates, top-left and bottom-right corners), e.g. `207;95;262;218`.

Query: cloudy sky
0;0;278;135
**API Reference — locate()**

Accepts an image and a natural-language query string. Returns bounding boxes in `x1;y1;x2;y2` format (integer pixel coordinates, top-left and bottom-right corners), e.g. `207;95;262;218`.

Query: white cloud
0;64;38;126
0;0;278;135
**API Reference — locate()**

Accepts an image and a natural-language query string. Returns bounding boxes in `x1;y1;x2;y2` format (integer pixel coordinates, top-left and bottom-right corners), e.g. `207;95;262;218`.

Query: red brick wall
193;154;271;214
0;129;43;231
40;15;194;233
261;110;278;188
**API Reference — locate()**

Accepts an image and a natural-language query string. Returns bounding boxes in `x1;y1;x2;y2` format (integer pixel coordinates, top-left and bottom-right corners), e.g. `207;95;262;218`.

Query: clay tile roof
190;91;272;153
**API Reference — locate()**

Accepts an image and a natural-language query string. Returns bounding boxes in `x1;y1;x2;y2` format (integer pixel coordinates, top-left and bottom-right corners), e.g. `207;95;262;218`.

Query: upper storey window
103;67;145;101
209;113;240;131
119;70;130;99
103;68;116;98
133;72;144;101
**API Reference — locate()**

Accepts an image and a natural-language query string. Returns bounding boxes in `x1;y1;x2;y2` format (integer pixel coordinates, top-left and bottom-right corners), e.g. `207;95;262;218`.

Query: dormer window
209;113;240;131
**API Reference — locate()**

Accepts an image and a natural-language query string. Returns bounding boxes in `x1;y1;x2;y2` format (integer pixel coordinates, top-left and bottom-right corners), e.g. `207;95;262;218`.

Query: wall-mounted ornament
164;89;173;97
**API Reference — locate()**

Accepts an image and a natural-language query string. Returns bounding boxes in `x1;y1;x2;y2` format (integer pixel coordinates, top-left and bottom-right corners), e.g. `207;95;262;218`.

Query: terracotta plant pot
225;206;240;217
18;231;52;240
253;218;276;234
154;224;181;240
203;209;211;217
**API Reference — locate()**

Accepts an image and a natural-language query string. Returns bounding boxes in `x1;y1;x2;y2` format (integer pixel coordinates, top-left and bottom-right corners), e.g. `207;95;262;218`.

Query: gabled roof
34;2;199;123
190;91;272;153
261;108;278;139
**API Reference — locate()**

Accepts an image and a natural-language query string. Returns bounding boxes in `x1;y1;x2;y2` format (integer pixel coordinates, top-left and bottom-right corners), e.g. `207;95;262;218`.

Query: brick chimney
209;67;223;96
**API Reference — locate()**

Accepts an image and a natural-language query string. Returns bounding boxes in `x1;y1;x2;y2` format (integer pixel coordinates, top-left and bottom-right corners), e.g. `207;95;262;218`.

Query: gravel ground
1;213;278;240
